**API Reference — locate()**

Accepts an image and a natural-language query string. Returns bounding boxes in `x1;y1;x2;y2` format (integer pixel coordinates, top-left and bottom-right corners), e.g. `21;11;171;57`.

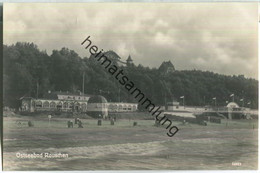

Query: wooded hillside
3;42;258;109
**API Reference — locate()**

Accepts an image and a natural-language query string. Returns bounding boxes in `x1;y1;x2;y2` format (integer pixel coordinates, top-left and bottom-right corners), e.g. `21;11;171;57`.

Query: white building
20;91;138;114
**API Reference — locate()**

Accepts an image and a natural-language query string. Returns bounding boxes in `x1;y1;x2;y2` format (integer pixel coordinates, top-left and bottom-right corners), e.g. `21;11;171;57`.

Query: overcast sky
4;3;258;79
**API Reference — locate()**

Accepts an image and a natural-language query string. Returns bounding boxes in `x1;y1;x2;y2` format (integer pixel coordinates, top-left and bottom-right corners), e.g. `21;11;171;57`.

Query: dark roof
88;95;107;103
158;60;175;72
104;50;121;60
89;50;125;65
117;59;127;64
127;55;133;61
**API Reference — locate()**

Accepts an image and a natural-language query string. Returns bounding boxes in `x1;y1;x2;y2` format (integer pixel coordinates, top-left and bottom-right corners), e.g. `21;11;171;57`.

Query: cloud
4;2;258;78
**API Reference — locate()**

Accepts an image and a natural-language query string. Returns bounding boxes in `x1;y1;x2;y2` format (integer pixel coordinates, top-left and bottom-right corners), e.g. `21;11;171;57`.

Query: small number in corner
232;162;242;166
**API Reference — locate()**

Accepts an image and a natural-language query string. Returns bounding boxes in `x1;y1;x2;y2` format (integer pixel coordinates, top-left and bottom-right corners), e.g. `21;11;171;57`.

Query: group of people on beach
67;115;118;128
67;118;83;128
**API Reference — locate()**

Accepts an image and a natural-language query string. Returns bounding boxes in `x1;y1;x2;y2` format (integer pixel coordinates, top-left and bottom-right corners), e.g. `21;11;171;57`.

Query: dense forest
3;42;258;109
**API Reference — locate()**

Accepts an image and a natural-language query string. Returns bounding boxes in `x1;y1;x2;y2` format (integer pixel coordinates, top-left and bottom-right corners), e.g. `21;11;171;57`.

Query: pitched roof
104;50;121;60
127;55;133;61
158;60;175;72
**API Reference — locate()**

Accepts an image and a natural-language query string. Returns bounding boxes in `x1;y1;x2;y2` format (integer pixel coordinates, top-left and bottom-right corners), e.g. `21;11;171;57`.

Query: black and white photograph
2;2;258;171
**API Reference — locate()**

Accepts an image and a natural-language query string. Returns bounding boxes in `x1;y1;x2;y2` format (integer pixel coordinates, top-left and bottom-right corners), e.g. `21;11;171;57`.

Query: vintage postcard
2;2;258;171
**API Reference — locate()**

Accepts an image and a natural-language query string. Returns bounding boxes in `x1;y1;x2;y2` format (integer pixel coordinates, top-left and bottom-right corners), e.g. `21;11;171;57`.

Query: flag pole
82;72;85;94
183;96;185;109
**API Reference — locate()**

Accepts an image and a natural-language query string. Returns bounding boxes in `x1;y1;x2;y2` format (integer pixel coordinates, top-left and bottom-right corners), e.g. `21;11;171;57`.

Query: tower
126;55;133;65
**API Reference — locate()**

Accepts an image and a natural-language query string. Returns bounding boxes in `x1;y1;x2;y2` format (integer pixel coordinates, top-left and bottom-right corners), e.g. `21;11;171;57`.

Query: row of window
34;101;87;109
108;104;137;110
58;95;88;100
32;100;137;110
